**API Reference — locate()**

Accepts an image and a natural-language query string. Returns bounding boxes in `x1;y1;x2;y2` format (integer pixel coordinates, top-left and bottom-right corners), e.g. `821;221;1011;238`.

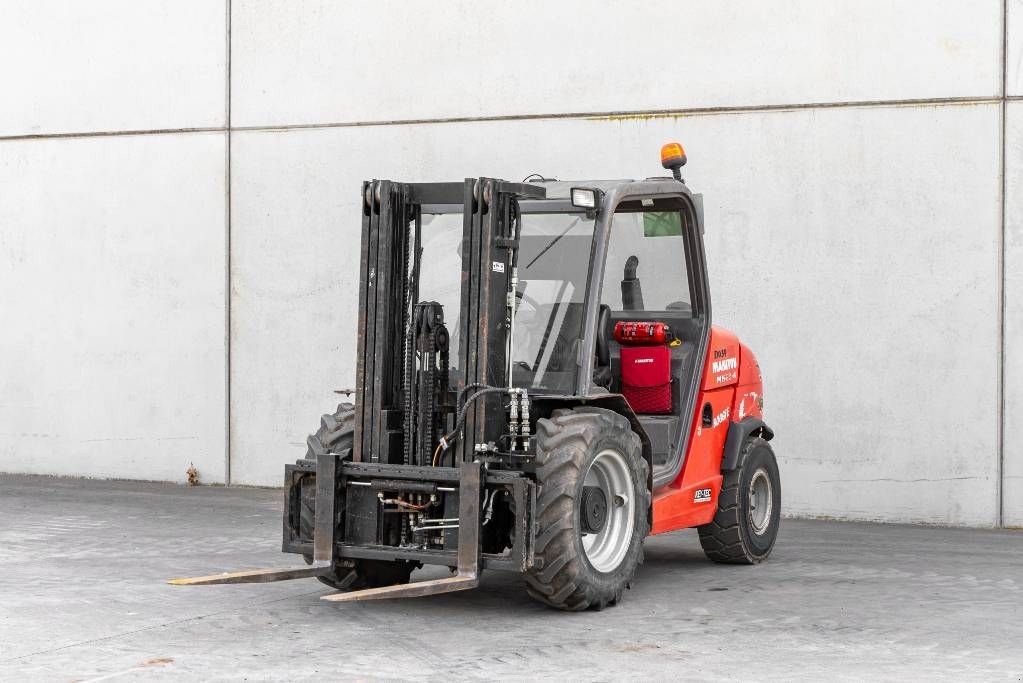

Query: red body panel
702;331;741;391
650;327;763;535
732;341;765;421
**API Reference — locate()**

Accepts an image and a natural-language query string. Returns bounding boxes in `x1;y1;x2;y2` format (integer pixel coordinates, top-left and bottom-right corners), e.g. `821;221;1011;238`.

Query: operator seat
621;255;644;311
592;304;613;389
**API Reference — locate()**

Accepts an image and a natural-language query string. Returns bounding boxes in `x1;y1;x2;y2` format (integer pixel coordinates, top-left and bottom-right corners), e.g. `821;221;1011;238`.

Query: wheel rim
580;448;636;573
748;467;773;535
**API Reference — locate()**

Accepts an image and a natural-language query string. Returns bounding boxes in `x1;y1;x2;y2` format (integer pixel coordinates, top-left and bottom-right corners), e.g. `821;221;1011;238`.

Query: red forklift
173;143;780;611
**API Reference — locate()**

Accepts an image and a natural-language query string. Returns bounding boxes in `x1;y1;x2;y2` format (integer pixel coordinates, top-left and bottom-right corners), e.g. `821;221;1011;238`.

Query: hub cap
580;449;635;573
748;467;773;535
580;486;608;534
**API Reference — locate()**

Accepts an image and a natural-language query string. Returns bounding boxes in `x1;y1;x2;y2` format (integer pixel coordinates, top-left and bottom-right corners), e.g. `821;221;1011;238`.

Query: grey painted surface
1006;102;1023;526
0;3;1018;525
0;134;228;483
232;105;1002;526
1010;0;1022;96
2;476;1021;679
0;1;226;137
230;0;1002;127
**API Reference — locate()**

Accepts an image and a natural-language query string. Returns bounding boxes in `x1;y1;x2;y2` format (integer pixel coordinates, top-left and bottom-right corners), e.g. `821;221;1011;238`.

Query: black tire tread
306;402;356;458
525;407;650;611
298;402;416;589
698;436;776;564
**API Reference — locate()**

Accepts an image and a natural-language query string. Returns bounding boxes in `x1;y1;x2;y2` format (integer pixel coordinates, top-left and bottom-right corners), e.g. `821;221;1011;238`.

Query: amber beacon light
660;142;687;181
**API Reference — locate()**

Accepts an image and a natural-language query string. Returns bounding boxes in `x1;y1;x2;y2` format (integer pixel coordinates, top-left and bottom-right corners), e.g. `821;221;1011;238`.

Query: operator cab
533;172;708;487
417;144;709;488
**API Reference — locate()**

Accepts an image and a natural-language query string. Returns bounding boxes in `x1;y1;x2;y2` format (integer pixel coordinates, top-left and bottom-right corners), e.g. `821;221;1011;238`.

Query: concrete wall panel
1004;101;1023;526
231;0;1001;128
0;1;226;137
231;103;1001;526
0;133;227;483
1010;0;1023;96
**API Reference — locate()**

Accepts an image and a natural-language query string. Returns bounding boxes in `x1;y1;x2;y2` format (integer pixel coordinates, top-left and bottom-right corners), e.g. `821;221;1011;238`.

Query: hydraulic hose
432;385;510;466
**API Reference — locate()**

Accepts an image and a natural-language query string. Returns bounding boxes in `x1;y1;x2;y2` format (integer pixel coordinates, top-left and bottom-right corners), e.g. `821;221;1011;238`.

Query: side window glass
601;210;690;314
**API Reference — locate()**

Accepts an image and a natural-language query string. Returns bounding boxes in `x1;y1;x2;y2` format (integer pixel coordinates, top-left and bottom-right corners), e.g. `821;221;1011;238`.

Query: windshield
418;208;596;393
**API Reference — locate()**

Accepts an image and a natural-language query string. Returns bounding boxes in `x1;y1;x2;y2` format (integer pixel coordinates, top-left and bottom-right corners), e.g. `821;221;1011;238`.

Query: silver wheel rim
749;468;773;535
580;448;636;573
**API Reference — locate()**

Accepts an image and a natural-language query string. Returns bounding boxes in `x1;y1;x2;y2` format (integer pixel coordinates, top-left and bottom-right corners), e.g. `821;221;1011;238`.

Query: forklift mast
353;179;544;468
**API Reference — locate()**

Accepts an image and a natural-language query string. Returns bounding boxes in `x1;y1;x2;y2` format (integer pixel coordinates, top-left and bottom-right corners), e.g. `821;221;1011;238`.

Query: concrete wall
0;1;226;135
1002;0;1023;528
0;134;227;482
0;0;228;482
1005;96;1023;526
1;1;1019;526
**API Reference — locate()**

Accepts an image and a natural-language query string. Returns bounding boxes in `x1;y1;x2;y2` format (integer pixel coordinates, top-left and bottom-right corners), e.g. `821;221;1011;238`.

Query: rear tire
316;559;417;591
698;437;781;564
526;407;650;611
306;402;356;459
299;403;417;590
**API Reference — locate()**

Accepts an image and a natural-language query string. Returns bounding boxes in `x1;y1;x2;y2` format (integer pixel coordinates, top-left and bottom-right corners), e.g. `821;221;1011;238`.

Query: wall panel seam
0;96;1010;143
997;0;1008;527
230;96;1005;132
0;127;224;142
225;0;233;486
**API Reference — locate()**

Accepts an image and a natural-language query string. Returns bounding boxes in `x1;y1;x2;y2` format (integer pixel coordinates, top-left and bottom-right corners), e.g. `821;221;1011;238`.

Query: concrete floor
0;476;1021;682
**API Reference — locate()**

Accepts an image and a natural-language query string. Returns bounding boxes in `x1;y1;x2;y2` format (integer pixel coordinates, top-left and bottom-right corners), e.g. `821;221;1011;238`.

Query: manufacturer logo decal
634;358;654;364
711;407;730;428
694;488;712;502
712;358;737;373
491;261;505;273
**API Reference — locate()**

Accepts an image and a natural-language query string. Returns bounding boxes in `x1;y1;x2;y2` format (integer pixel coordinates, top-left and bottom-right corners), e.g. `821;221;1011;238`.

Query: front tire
526;408;650;611
698;437;781;564
315;559;418;591
299;402;417;590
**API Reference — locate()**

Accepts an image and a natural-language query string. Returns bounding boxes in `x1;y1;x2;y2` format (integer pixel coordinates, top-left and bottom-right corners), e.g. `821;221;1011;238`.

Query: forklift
173;143;780;611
